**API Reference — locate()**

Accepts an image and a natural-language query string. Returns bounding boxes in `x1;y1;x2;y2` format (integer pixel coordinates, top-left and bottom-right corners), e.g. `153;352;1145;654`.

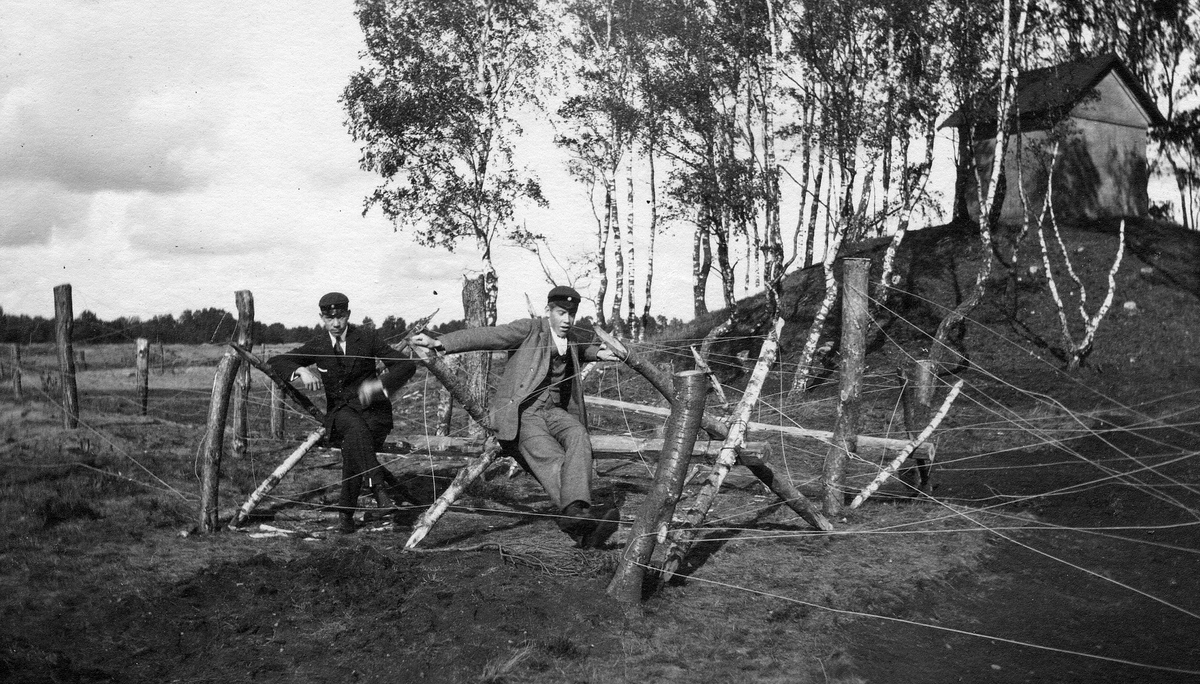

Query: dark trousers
331;408;395;513
515;406;593;510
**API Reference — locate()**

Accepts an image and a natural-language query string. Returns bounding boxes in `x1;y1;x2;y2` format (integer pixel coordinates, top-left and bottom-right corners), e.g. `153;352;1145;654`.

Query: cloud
0;180;90;246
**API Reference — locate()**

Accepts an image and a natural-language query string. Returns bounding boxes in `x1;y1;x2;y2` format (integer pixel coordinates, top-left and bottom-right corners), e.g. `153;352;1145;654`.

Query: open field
3;221;1200;683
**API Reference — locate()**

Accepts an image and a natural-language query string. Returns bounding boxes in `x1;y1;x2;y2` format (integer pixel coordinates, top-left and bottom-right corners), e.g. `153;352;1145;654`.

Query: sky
0;1;630;331
0;2;1176;333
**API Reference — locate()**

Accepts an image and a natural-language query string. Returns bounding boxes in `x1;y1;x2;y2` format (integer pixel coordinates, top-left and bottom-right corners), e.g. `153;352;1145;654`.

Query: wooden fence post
10;344;22;401
268;351;286;439
822;258;870;516
199;351;241;532
53;284;80;429
232;290;254;459
901;359;937;493
608;370;709;603
136;338;150;416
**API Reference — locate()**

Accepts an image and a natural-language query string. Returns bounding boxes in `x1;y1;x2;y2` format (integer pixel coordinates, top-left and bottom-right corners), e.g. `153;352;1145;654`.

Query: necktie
333;339;343;355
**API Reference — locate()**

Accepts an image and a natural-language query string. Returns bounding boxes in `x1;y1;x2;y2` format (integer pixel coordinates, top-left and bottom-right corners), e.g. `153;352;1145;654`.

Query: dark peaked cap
319;292;350;313
547;285;581;310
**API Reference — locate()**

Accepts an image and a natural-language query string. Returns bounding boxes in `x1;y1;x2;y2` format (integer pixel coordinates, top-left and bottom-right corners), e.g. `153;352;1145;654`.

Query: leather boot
338;511;356;534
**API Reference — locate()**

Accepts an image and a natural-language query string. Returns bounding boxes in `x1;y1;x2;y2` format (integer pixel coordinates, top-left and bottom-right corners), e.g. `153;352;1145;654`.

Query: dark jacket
438;317;600;441
268;325;416;435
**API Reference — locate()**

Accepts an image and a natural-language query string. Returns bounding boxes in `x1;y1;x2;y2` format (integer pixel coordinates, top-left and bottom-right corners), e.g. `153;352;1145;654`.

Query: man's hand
410;333;444;353
296;366;322;390
357;377;385;405
596;347;618;362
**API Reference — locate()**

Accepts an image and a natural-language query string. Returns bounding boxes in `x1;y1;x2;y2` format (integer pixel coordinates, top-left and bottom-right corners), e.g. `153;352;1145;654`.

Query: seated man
410;286;620;548
269;292;416;533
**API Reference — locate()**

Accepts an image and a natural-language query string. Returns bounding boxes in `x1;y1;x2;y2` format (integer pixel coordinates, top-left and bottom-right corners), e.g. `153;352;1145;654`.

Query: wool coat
268;324;416;439
438;317;600;441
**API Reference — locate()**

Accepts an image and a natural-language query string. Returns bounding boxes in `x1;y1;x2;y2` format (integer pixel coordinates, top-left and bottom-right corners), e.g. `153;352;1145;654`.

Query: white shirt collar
551;331;567;355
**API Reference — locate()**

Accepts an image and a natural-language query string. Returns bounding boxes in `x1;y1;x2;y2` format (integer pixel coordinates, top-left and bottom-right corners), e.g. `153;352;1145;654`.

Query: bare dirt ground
2;220;1199;683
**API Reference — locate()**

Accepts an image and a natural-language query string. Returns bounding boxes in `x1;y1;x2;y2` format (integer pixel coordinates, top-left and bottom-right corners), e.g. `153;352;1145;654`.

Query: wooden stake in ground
199;350;242;532
53;284;80;429
660;319;832;582
900;359;936;493
10;344;22;400
135;338;150;416
822;259;870;516
269;382;286;439
593;325;830;530
850;379;963;509
228;427;327;529
608;370;710;603
232;290;254;459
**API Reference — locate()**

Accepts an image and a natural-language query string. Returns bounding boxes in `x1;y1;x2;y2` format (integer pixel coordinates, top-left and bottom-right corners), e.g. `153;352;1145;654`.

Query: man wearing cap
269;292;417;534
410;285;620;548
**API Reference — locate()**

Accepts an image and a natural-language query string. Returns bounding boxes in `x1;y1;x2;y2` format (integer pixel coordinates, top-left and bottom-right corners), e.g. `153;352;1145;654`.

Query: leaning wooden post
404;339;502;550
851;379;963;509
198;350;242;532
229;344;325;424
231;290;254;459
135;338;150;416
228;427;327;529
10;344;22;400
822;258;870;517
660;319;832;582
53;284;80;429
608;370;709;603
594;325;829;530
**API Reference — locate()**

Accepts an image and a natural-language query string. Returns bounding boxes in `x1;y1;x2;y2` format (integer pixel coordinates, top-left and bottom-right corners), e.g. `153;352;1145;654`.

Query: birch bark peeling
850;379;963;509
660;320;831;582
229;427;327;529
595;323;831;531
403;342;502;550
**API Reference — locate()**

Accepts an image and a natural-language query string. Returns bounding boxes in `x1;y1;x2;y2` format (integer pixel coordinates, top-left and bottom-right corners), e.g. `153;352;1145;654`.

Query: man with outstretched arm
269;292;416;534
410;285;620;548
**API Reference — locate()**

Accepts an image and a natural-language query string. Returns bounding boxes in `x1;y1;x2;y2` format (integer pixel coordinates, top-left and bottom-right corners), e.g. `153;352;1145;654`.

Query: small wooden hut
942;53;1166;224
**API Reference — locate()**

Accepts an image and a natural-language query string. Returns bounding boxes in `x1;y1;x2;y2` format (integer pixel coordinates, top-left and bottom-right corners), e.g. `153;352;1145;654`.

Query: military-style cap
547;285;581;311
318;292;350;314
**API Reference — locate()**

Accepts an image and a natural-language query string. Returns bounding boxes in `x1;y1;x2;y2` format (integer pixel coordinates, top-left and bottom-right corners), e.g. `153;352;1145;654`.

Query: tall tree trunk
610;164;626;335
595;177;613;328
625;142;639;339
641;137;658;332
693;209;711;318
804;137;827;268
461;274;491;438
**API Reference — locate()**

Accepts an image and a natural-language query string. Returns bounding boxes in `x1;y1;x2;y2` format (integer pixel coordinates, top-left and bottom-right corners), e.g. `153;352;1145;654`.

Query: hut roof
940;53;1167;131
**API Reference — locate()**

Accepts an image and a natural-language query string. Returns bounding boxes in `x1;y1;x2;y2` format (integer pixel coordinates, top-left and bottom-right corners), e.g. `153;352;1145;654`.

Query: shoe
557;501;595;541
581;503;620;549
338;512;357;534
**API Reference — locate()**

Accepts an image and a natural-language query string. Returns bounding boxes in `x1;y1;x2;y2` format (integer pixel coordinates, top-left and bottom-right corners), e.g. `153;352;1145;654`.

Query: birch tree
343;0;548;322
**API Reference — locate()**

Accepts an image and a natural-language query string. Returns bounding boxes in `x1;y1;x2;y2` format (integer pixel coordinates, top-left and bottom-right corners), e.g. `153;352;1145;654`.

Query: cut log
585;395;933;462
228;427;326;529
608;370;709;602
823;258;870;516
402;342;501;550
229;344;325;424
660;319;831;582
850;379;963;509
594;324;832;530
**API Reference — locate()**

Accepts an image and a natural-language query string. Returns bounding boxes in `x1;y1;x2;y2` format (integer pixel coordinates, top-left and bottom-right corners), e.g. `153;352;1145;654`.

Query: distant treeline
0;306;468;346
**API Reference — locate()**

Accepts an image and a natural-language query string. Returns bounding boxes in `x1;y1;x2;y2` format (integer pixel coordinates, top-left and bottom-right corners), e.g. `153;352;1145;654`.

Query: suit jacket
439;317;600;441
268;325;416;436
